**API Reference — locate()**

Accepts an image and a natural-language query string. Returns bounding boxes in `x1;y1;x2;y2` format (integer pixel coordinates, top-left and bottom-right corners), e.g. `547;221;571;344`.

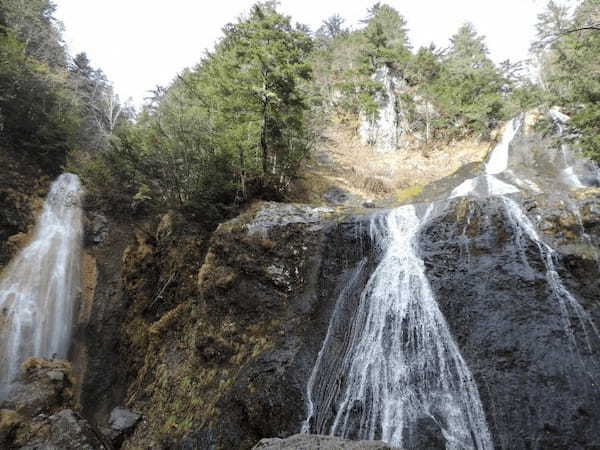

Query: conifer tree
429;23;506;136
533;0;600;158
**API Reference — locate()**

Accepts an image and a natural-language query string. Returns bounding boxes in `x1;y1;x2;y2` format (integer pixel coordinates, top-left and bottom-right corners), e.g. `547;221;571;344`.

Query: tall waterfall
0;173;83;399
303;110;600;448
303;204;493;448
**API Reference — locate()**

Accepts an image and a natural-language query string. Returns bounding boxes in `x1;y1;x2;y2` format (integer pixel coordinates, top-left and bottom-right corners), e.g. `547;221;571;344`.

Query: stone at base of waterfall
0;358;73;417
252;434;398;449
0;409;21;443
1;409;106;449
101;406;142;447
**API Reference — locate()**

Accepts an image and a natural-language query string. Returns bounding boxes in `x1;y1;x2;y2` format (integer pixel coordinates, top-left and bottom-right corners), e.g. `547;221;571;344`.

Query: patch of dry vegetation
290;124;492;205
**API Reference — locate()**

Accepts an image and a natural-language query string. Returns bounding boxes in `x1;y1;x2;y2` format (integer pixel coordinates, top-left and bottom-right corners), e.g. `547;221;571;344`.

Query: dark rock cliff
68;190;600;449
420;193;600;449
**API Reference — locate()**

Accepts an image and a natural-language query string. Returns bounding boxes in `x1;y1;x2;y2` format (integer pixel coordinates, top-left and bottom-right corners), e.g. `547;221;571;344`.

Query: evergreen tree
212;2;313;181
80;2;315;214
362;3;411;70
0;0;79;170
533;0;600;158
429;23;506;136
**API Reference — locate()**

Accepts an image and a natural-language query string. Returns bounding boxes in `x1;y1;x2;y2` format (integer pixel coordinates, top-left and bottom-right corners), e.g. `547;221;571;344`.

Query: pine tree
81;2;315;213
209;2;313;185
429;23;506;136
362;3;411;70
534;0;600;158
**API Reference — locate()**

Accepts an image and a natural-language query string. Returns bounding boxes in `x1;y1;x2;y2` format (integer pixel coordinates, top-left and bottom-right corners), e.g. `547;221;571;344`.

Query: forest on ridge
1;0;598;219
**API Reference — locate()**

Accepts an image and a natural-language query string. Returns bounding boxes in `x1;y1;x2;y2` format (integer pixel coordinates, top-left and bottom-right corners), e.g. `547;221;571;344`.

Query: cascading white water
303;205;493;449
0;173;83;399
549;107;587;188
304;111;598;447
485;117;521;175
450;117;522;199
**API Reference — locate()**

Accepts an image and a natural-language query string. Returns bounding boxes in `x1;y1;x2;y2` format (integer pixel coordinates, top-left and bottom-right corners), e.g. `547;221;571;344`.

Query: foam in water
303;205;493;449
0;173;83;399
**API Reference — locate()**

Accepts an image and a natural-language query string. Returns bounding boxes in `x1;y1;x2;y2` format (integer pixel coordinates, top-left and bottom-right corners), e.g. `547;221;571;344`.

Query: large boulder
0;358;106;449
253;433;397;449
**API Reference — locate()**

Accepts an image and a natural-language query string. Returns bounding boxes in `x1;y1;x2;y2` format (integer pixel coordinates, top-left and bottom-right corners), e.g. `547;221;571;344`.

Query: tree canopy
79;2;315;217
533;0;600;158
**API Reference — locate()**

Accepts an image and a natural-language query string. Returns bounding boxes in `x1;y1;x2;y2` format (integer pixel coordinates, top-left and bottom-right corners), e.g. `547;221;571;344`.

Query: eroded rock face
73;193;600;449
420;194;600;449
179;204;371;450
359;66;408;153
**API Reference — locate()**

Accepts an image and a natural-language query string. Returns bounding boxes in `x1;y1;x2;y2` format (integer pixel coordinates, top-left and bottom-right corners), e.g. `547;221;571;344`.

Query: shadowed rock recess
2;110;600;450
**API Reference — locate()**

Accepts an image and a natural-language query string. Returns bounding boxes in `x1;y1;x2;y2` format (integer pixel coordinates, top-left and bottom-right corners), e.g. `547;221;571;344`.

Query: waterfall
0;173;83;399
451;113;600;360
450;116;523;199
303;204;493;449
304;110;600;448
485;117;520;175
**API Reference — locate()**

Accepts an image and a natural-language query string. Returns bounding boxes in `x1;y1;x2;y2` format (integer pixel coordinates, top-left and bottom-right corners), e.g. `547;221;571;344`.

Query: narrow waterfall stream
451;114;600;359
304;206;493;448
0;173;83;399
501;197;600;358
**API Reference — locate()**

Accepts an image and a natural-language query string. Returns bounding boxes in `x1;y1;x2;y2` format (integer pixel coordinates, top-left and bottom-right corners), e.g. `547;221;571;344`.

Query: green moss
395;184;424;204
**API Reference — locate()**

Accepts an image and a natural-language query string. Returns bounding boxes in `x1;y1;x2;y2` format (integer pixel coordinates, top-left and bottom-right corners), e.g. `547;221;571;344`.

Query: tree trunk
261;101;268;176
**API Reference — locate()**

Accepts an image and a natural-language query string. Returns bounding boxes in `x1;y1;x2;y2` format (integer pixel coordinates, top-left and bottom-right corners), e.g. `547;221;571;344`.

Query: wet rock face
187;205;372;450
84;213;109;246
420;195;600;449
74;192;600;449
1;358;74;417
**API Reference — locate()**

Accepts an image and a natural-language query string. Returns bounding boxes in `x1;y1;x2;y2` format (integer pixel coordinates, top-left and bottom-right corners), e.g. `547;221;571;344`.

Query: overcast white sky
54;0;570;107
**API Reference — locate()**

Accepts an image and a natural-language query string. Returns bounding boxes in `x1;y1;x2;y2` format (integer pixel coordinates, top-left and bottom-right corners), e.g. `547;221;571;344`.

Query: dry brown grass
290;125;492;205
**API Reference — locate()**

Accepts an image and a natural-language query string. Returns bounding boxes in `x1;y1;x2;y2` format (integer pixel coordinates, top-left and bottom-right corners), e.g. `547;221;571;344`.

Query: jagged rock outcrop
359;66;408;153
68;202;373;449
69;184;600;450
